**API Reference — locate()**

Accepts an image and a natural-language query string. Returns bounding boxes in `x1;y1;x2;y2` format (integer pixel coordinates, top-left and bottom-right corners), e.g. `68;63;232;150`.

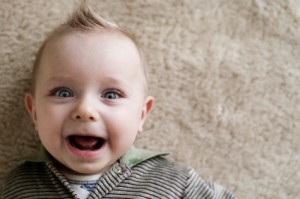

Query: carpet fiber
1;0;300;198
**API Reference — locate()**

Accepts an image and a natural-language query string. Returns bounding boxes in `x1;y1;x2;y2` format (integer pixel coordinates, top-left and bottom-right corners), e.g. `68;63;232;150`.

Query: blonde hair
31;1;147;94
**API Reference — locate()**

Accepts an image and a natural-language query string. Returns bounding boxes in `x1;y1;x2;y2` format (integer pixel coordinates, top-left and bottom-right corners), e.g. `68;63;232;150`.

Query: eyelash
49;87;73;97
102;89;124;99
48;87;124;99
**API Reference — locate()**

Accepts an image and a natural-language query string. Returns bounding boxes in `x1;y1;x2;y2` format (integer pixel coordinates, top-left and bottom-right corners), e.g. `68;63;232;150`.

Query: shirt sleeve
183;168;237;199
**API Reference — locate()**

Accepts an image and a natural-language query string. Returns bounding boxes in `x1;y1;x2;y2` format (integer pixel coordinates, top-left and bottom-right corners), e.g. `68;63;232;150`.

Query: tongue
70;136;100;150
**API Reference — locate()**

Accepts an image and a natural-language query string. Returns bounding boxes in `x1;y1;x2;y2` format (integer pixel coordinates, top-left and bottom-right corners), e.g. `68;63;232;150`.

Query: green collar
24;146;168;168
120;146;169;168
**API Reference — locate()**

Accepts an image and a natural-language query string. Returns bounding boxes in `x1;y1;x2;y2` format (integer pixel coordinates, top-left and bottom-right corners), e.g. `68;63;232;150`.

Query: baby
1;3;236;199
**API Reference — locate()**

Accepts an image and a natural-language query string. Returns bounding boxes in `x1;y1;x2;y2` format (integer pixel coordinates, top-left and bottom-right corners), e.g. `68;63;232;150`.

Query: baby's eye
102;90;121;99
50;87;73;98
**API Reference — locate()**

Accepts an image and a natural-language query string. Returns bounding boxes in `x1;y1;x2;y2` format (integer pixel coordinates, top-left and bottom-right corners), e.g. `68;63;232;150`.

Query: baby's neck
62;167;102;199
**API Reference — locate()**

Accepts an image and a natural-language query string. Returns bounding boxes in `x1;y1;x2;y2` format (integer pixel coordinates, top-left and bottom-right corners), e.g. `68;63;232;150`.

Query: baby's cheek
109;126;136;147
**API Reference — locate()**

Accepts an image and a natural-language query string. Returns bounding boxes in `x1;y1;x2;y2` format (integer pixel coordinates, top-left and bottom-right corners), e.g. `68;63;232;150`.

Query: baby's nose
72;113;98;121
72;98;100;122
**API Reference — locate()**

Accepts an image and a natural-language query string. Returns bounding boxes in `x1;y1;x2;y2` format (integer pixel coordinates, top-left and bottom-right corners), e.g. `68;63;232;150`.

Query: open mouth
68;135;105;151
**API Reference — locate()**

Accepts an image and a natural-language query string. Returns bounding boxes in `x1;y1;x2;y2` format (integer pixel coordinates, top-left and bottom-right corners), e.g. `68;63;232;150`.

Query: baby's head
25;3;154;174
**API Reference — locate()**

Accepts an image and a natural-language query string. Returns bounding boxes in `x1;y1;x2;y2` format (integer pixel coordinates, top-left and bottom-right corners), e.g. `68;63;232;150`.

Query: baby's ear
138;96;154;132
25;93;38;127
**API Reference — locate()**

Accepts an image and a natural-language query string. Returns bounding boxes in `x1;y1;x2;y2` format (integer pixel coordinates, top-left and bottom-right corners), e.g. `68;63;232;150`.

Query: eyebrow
47;74;73;81
47;74;130;87
103;76;125;83
100;76;132;89
44;75;75;88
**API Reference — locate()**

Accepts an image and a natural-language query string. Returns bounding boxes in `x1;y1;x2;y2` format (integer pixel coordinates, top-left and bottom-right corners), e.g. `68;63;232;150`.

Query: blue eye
57;90;72;97
102;91;120;99
50;87;73;98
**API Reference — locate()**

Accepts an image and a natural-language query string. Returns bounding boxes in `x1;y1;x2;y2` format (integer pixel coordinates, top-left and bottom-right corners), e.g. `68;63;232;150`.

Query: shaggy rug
0;0;299;198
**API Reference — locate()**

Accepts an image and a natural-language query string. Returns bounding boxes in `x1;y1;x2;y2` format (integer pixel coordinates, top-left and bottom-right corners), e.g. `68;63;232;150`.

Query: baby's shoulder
3;161;47;181
131;156;237;199
134;155;189;176
1;162;64;199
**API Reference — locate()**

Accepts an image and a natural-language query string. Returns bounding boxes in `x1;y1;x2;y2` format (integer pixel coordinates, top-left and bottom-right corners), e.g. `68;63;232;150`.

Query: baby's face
25;31;153;174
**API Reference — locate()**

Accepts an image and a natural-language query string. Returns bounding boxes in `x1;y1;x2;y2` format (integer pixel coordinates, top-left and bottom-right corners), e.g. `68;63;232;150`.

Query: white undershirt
63;171;102;199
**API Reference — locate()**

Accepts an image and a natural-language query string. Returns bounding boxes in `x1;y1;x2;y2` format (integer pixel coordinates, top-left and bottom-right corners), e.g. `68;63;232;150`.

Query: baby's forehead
39;28;147;82
41;29;142;69
47;28;137;50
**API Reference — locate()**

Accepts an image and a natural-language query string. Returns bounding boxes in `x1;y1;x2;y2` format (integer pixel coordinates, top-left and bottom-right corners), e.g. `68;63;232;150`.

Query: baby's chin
55;160;113;175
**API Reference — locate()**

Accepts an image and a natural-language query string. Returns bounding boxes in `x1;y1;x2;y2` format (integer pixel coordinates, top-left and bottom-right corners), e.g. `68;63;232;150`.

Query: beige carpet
1;0;300;198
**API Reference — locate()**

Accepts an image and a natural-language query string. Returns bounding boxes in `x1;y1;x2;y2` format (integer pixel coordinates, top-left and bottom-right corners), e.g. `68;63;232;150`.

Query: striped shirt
1;147;236;199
